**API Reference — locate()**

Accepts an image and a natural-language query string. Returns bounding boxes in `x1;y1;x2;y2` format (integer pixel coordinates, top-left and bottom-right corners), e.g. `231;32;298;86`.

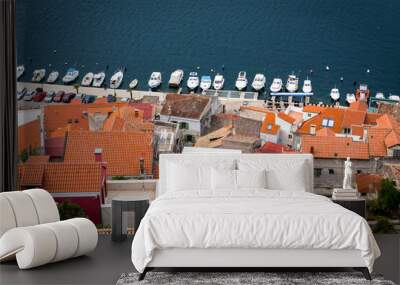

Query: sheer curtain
0;0;17;192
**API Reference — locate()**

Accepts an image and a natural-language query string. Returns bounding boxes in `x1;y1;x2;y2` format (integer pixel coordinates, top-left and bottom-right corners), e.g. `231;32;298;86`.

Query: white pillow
167;162;211;191
237;169;267;189
211;168;237;191
238;159;308;191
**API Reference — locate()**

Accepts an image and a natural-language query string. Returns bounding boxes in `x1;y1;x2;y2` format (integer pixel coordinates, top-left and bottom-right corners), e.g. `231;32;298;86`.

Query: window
322;118;334;128
393;149;400;158
310;125;316;135
308;113;312;118
329;169;335;175
139;158;145;175
180;122;189;130
357;170;362;174
314;168;322;177
267;124;273;130
343;128;351;134
288;134;292;139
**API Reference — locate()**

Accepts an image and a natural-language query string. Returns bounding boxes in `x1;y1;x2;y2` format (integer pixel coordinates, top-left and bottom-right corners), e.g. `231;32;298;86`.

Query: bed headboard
158;153;314;196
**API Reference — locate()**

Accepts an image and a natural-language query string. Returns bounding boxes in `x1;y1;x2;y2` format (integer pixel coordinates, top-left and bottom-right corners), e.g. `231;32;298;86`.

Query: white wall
260;132;278;143
159;115;201;135
276;117;293;146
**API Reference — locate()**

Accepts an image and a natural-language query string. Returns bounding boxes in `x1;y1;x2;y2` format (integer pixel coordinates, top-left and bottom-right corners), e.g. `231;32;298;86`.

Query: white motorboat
330;87;340;101
200;75;212;91
16;65;25;80
32;69;46;83
62;68;79;84
286;74;299;93
81;72;94;86
129;79;138;89
168;69;184;87
47;71;59;83
110;70;123;89
187;72;200;90
148;72;162;89
302;79;312;93
235;71;248;90
346;93;356;104
213;73;224;90
251;73;266;91
389;94;400;101
375;92;385;99
92;71;106;87
270;78;283;93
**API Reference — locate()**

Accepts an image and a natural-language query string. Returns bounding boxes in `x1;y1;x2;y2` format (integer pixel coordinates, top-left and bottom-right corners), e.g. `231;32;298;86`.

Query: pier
203;90;258;100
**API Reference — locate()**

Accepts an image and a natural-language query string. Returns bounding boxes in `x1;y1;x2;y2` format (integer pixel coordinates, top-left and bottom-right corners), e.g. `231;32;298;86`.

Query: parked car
53;91;65;103
17;88;27;100
62;92;76;103
82;94;96;104
23;91;35;101
44;91;55;103
32;91;47;102
107;94;117;103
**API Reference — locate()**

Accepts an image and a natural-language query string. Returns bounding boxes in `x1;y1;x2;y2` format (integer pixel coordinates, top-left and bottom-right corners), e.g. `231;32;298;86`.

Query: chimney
94;148;103;162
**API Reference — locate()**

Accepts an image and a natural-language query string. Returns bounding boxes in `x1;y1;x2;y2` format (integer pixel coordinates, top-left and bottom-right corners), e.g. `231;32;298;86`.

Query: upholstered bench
0;189;98;269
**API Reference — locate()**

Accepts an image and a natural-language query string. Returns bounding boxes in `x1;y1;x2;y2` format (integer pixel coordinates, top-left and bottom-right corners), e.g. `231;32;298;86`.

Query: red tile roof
278;112;296;124
349;101;368;111
26;155;50;164
384;130;400;148
303;105;324;113
160;94;210;119
316;128;335;137
301;136;370;159
260;112;279;135
355;173;383;193
18;119;41;154
130;103;155;121
64;130;153;176
18;162;104;193
256;142;284;153
43;103;127;138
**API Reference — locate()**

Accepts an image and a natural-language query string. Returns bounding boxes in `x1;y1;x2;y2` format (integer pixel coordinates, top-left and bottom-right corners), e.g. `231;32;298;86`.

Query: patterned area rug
117;272;395;285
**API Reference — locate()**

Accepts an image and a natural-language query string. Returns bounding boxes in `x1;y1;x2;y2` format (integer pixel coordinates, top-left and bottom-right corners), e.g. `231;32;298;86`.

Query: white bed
131;154;380;280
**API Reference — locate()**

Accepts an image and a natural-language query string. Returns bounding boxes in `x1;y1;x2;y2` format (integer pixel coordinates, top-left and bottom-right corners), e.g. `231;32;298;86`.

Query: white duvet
131;190;380;273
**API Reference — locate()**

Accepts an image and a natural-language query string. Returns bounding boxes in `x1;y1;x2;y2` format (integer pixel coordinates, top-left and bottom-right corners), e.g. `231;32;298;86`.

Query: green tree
73;83;80;94
57;200;87;220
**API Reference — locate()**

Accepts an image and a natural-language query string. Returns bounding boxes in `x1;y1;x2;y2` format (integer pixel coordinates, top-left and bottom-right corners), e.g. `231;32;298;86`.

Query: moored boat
129;79;138;89
251;73;266;91
389;94;400;101
286;74;299;93
375;92;385;100
148;72;162;89
168;69;184;88
200;75;212;91
187;72;199;90
346;93;356;104
213;73;224;90
47;71;59;83
235;71;248;90
270;78;283;93
110;70;124;89
330;87;340;101
92;71;106;87
302;78;312;93
81;72;94;86
62;68;79;84
16;65;25;80
32;69;46;83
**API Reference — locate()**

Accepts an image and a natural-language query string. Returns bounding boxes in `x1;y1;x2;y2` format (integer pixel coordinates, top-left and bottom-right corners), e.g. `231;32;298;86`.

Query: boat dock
204;90;258;101
269;92;314;105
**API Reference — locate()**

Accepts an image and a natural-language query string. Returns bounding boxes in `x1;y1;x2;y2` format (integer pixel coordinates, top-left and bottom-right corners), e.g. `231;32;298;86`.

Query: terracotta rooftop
64;130;153;176
130;103;155;121
18;162;104;193
303;105;324;113
384;130;400;148
260;112;279;135
26;155;50;164
355;173;383;193
18;119;41;154
349;101;368;112
43;103;127;138
160;94;210;120
278;112;296;124
256;142;284;153
103;106;154;132
316;128;336;137
301;136;369;159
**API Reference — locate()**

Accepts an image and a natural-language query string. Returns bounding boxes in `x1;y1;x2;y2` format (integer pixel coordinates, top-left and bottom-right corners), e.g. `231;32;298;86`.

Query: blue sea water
16;0;400;103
